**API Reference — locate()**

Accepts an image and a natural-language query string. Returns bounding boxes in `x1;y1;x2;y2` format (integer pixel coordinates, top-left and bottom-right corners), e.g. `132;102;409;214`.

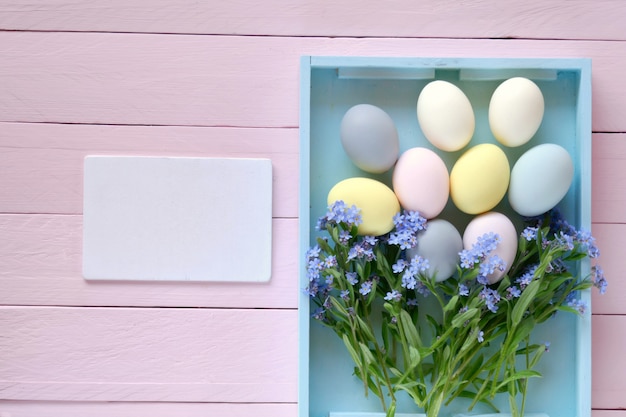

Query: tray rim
299;55;592;417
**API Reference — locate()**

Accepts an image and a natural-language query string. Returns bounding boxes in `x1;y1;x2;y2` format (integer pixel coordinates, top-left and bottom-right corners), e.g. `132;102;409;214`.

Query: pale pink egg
392;147;449;219
463;212;518;284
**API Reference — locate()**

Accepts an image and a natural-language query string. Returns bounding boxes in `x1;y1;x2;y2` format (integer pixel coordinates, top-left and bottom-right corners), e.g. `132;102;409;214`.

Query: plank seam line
1;28;625;43
0;400;298;405
0;120;299;129
0;213;298;220
0;305;298;310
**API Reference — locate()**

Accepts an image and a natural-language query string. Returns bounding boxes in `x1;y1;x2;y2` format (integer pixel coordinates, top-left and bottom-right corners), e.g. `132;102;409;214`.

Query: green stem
364;314;396;409
508;354;520;417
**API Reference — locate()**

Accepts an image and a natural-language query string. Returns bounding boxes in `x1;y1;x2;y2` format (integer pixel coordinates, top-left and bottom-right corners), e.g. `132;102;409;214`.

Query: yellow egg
327;177;400;236
450;144;510;214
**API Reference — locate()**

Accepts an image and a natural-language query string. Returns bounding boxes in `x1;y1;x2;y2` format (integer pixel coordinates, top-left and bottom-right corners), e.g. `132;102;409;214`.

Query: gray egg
340;104;399;173
407;219;463;282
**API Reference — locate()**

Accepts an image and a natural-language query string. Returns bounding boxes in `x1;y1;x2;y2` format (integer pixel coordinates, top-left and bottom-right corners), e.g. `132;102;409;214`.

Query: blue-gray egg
508;143;574;216
340;104;399;173
407;219;463;282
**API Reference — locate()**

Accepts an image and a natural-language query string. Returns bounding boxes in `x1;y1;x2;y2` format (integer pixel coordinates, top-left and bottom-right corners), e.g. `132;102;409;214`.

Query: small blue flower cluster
316;200;362;231
388;211;427;249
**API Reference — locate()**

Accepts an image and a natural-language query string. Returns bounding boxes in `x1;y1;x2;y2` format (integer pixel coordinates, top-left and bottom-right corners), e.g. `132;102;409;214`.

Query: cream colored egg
509;143;574;217
407;219;462;282
327;177;400;236
489;77;545;147
417;80;475;152
392;147;449;219
450;144;510;214
340;104;400;173
463;212;517;284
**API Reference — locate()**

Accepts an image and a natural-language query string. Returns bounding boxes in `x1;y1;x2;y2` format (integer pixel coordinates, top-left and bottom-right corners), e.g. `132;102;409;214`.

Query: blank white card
82;156;272;282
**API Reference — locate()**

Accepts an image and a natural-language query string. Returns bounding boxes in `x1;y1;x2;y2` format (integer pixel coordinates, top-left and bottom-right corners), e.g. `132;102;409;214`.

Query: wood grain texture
0;123;298;218
0;306;298;402
0;401;296;417
0;123;621;224
592;315;626;410
0;403;620;417
0;215;297;308
591;223;626;315
2;32;626;132
0;0;624;41
592;133;626;224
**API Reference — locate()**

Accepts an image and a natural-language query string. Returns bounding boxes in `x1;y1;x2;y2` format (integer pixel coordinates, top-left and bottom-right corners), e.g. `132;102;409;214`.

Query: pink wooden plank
0;214;297;308
591;223;624;315
1;33;625;132
592;315;626;409
0;123;298;218
0;0;624;41
0;401;297;417
1;123;620;224
592;133;626;224
0;306;298;402
0;402;618;417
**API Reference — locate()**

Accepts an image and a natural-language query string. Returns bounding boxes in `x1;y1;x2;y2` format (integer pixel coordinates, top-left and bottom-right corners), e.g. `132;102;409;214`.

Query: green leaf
496;370;542;392
408;345;421;368
451;307;479;328
359;342;376;365
342;334;362;368
443;295;459;314
511;279;541;326
399;309;421;347
355;315;376;342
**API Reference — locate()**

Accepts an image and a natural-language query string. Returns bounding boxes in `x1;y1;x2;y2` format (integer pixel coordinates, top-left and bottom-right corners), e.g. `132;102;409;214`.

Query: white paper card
83;156;272;282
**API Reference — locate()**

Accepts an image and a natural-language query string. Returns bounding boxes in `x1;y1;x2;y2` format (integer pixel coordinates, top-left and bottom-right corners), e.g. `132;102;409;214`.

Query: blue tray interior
300;57;591;417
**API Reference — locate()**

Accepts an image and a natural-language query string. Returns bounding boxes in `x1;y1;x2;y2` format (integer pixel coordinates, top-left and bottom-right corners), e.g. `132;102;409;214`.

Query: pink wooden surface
592;315;626;409
0;401;297;417
0;307;298;402
1;33;626;132
0;0;624;41
0;215;297;308
1;1;625;416
0;123;298;218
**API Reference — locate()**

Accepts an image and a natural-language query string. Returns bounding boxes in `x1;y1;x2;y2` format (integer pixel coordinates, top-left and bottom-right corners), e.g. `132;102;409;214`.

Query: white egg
489;77;544;147
463;212;517;284
407;219;463;282
340;104;399;173
508;143;574;217
417;80;475;152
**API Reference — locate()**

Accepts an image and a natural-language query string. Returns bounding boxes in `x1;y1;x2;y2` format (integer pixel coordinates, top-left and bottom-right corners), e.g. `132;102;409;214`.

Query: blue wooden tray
299;56;592;417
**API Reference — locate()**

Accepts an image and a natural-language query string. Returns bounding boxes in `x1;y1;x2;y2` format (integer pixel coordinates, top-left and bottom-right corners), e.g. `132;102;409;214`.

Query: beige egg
489;77;545;147
327;177;400;236
417;80;475;152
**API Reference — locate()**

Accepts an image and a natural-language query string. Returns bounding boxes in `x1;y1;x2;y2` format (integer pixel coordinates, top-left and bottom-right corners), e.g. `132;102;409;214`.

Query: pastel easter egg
327;177;400;236
407;219;463;282
450;143;510;214
509;143;574;217
463;212;517;284
417;80;475;152
392;147;449;219
340;104;400;173
489;77;545;147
